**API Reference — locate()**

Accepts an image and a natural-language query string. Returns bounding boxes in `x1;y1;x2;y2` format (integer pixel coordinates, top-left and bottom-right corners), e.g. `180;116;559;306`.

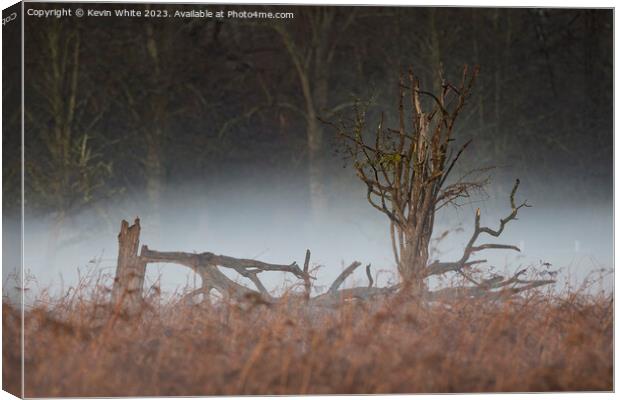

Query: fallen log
111;218;393;312
111;218;554;315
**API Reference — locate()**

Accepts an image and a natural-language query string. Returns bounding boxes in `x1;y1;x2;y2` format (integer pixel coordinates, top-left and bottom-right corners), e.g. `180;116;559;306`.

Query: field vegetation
3;271;613;396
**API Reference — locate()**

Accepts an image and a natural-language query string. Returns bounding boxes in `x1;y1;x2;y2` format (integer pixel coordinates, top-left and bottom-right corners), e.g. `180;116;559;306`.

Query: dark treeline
5;5;612;225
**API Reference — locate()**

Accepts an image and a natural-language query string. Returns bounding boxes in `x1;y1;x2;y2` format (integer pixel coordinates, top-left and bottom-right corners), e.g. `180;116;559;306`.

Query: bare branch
366;264;374;288
470;243;521;253
329;261;363;293
439;139;472;187
428;179;527;278
425;259;487;277
303;249;311;298
140;247;305;279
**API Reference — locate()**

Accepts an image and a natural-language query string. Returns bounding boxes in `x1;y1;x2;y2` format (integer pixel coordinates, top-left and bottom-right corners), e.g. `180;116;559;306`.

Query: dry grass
2;278;613;397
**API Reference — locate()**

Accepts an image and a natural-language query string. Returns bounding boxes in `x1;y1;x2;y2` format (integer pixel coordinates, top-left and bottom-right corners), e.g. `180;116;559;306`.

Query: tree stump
111;218;146;314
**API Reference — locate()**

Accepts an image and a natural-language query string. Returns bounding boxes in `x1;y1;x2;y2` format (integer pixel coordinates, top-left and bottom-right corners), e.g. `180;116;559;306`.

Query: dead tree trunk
111;218;146;314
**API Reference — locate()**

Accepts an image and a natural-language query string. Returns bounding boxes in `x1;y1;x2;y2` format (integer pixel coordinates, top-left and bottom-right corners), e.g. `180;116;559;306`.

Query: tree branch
328;261;363;293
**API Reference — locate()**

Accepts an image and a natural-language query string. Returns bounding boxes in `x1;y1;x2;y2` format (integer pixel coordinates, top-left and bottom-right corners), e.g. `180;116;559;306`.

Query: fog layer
10;175;612;304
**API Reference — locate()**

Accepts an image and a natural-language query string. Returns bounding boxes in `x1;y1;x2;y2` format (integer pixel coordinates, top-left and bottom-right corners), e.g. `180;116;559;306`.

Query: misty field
3;279;612;396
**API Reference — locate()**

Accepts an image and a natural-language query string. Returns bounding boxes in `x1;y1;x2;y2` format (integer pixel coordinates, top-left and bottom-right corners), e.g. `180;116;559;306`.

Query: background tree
24;20;115;257
270;6;357;216
113;15;187;233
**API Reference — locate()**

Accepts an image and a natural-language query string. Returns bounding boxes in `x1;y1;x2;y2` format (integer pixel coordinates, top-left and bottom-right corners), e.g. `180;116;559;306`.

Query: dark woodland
3;6;612;217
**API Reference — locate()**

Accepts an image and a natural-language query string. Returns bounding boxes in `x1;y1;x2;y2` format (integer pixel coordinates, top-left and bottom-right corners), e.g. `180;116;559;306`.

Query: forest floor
3;279;613;396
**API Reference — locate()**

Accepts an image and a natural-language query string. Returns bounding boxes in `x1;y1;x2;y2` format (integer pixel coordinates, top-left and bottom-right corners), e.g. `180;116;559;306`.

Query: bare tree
325;65;552;295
